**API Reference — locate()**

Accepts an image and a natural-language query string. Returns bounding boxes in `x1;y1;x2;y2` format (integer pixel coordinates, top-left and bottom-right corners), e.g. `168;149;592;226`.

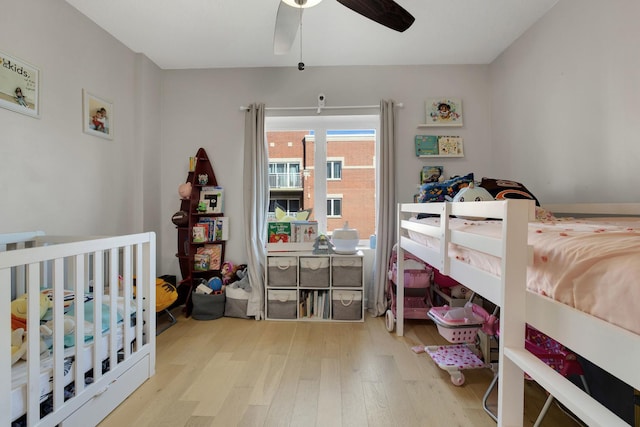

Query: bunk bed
395;200;640;426
0;231;156;426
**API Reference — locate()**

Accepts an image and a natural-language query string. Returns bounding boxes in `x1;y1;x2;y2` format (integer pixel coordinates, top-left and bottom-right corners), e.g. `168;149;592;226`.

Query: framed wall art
0;50;40;118
423;98;463;127
83;89;113;140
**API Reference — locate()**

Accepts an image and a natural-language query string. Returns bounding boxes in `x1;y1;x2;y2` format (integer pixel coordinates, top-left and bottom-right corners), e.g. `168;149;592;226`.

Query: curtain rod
239;103;403;112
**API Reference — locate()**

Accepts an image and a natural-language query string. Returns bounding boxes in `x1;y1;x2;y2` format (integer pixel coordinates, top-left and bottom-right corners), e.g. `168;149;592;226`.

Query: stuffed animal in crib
40;317;76;350
11;327;51;365
11;293;52;331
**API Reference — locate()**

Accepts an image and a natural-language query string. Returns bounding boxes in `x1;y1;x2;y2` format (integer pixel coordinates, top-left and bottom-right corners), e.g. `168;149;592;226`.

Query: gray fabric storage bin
192;291;225;320
332;290;362;321
267;289;297;319
332;257;363;287
267;256;297;287
224;286;250;319
299;257;330;288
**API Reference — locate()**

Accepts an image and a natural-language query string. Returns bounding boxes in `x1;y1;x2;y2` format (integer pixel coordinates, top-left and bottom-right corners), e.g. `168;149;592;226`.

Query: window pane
326;130;375;237
335;199;342;215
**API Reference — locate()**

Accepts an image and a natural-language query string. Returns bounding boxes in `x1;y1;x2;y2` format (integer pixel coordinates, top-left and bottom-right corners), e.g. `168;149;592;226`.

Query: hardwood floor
99;311;581;427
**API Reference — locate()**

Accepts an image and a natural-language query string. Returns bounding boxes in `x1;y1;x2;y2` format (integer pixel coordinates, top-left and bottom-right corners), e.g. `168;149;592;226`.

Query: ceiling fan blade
274;1;302;55
336;0;415;32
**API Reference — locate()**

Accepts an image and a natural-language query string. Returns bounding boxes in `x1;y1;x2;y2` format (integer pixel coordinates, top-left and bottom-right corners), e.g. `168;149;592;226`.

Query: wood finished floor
99;310;581;427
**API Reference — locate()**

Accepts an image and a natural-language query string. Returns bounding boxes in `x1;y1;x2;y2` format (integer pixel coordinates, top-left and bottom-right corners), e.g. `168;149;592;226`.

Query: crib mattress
409;216;640;335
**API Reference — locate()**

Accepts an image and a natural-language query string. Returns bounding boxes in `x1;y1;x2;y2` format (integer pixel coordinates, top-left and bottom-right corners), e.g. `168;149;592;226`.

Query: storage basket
332;290;362;321
332;257;363;287
299;257;330;288
267;289;297;319
428;305;484;343
267;256;297;287
224;286;250;319
191;291;225;320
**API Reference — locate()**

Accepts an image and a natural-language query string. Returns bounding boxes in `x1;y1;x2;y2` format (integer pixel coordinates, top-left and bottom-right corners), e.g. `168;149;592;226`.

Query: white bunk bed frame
0;231;156;427
395;200;640;427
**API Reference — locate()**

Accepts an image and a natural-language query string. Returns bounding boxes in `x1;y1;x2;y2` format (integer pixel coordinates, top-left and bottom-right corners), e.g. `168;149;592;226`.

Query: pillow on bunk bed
417;173;474;203
479;177;540;206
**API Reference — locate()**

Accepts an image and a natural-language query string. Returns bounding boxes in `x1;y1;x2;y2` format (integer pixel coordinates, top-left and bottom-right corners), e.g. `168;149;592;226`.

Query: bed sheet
408;216;640;335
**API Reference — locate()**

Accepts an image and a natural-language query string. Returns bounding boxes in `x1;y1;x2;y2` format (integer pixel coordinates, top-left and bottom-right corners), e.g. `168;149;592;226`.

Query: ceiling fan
273;0;415;55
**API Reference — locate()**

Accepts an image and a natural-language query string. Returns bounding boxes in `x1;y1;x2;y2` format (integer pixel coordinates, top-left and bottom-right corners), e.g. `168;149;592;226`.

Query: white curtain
369;99;397;317
243;103;268;319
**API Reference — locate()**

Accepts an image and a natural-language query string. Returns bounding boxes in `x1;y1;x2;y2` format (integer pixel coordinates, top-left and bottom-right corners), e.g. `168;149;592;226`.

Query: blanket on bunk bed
408;214;640;335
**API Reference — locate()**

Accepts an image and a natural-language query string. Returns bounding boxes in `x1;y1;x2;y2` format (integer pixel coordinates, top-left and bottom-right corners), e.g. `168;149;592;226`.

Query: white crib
1;231;156;427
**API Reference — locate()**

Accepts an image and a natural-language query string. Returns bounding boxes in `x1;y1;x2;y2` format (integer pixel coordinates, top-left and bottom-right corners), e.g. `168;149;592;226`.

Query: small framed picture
424;98;463;127
0;50;40;118
83;89;113;140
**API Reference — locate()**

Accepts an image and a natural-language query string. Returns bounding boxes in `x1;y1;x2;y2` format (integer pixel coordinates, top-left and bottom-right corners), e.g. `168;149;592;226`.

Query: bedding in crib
10;296;137;422
408;215;640;335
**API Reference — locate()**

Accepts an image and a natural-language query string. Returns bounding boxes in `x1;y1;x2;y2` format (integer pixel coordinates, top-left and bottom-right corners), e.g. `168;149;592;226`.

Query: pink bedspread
409;216;640;335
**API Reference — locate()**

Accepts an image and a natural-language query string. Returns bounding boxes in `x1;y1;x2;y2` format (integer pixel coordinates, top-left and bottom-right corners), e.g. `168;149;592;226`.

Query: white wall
490;0;640;204
5;0;636;281
0;1;161;238
159;65;493;277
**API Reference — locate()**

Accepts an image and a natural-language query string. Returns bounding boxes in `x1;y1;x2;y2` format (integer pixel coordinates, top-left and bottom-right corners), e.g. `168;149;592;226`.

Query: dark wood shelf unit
175;147;225;316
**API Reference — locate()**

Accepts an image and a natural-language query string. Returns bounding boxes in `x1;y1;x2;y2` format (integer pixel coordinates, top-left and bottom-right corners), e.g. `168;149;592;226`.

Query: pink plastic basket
428;305;485;343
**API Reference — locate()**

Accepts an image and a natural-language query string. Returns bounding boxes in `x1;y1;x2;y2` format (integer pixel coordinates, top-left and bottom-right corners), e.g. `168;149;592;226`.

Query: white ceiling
65;0;558;70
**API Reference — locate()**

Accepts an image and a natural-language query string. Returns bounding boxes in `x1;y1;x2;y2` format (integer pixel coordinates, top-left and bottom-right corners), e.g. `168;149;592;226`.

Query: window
327;198;342;217
269;162;301;189
327;160;342;180
268;198;300;220
266;115;378;242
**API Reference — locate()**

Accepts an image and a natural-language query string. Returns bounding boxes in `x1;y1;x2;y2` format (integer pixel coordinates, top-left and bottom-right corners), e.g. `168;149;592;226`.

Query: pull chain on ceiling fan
298;6;305;70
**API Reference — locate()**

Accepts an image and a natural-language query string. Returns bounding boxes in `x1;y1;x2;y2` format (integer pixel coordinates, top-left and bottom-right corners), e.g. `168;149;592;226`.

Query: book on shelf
291;220;318;243
197;217;216;241
196;245;223;270
215;217;229;241
204;243;223;270
420;166;443;184
200;186;224;214
268;222;292;243
194;253;210;271
192;225;207;243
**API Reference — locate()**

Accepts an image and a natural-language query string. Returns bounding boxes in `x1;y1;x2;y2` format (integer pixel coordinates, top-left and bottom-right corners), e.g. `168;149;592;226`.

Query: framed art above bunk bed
0;231;156;427
395;200;640;426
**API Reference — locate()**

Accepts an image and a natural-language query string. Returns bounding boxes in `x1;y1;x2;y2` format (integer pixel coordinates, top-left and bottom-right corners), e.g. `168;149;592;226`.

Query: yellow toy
10;293;54;365
11;293;52;331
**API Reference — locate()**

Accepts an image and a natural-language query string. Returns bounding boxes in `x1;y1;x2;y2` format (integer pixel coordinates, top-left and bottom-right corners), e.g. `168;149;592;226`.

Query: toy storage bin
224;286;250;319
427;305;485;343
332;290;362;320
191;291;225;320
267;256;297;287
332;257;362;287
267;289;297;319
299;256;330;288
